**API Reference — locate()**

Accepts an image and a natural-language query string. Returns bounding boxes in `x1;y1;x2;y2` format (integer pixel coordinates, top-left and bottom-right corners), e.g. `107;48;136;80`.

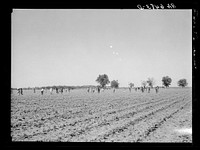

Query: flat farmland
11;88;192;142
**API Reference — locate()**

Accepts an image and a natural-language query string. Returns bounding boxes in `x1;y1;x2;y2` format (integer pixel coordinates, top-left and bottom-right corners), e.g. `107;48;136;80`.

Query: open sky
12;9;192;88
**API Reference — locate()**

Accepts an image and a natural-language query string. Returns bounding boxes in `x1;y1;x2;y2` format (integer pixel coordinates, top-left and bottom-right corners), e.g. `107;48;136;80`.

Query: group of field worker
31;87;71;95
87;86;109;93
131;86;160;93
14;87;72;95
87;86;160;93
17;88;23;95
15;85;161;96
87;86;104;93
39;87;71;95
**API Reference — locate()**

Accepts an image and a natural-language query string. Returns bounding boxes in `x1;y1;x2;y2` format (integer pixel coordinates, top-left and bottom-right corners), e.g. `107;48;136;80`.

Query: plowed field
11;88;192;142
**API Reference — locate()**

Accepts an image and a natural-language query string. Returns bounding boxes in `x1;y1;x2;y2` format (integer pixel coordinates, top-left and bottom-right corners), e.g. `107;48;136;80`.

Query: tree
111;80;119;89
177;79;188;87
147;77;155;88
141;81;147;88
96;74;110;88
162;76;172;88
129;83;134;88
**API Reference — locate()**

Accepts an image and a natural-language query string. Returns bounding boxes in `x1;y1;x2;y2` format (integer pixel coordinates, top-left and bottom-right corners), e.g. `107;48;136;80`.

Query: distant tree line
11;75;189;91
95;74;189;89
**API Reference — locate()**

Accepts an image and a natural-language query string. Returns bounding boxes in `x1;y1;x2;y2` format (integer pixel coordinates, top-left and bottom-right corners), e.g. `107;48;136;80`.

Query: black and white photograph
11;8;192;143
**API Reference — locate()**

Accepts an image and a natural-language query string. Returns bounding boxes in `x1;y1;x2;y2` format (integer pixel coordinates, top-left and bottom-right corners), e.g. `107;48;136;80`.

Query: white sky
11;9;192;88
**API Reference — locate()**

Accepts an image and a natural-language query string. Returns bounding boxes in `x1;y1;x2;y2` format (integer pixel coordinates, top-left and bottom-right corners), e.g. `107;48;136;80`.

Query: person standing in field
41;88;44;95
17;88;20;95
113;88;115;93
50;88;53;94
87;88;90;93
129;87;131;92
155;86;159;93
56;88;58;94
20;88;23;95
61;88;63;94
141;87;144;93
89;87;92;93
148;87;150;93
97;87;100;93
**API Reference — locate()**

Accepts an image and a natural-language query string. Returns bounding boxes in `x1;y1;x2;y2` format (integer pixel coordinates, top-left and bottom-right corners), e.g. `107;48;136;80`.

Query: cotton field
11;87;192;142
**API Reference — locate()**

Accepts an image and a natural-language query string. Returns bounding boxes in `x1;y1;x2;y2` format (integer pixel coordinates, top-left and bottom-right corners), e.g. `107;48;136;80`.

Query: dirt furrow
86;98;188;142
11;89;191;142
11;94;180;129
56;97;186;141
136;101;191;142
22;97;183;141
11;94;177;137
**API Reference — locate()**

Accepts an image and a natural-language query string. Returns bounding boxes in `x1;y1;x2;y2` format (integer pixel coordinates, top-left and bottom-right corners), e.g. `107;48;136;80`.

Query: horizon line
11;85;192;89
